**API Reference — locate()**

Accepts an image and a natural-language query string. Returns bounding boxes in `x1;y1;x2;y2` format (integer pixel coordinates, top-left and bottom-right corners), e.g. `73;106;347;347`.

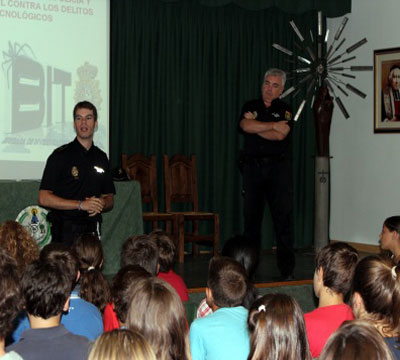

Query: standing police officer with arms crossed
239;68;295;280
39;101;115;245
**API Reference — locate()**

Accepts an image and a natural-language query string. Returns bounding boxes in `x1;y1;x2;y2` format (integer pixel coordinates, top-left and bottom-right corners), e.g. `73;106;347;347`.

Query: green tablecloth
0;180;143;275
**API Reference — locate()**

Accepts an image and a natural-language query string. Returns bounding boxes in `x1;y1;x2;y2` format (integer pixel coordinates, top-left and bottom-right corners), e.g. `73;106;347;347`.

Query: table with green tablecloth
0;180;143;275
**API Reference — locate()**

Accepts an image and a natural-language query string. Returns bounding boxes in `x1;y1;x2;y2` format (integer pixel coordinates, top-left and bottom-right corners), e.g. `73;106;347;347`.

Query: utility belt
238;151;287;172
60;219;100;235
48;211;101;243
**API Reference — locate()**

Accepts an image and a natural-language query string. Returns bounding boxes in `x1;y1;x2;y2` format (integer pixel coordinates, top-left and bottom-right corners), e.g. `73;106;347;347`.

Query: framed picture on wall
374;47;400;133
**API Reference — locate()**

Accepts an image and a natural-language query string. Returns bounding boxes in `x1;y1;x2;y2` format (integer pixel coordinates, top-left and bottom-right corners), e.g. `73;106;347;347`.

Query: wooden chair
121;154;182;243
163;154;219;263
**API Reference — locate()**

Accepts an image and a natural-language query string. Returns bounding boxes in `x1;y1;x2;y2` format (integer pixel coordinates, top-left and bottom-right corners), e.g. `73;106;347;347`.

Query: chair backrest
122;154;158;212
163;154;199;212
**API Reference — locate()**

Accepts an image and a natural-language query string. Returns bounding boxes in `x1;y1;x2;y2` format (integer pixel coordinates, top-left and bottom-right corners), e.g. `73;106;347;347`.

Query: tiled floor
174;247;316;288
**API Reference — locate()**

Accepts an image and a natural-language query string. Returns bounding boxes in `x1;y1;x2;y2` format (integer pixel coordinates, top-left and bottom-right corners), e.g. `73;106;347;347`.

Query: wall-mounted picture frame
374;47;400;133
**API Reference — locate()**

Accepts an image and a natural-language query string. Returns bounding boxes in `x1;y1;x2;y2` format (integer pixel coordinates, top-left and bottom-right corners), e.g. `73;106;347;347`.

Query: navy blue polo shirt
239;98;293;157
40;137;116;220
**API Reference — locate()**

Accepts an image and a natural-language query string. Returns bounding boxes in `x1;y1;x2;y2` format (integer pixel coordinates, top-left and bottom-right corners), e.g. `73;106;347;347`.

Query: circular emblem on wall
16;206;51;249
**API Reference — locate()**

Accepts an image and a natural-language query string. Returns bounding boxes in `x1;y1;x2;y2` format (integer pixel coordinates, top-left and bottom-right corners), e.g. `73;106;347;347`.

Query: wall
327;0;400;246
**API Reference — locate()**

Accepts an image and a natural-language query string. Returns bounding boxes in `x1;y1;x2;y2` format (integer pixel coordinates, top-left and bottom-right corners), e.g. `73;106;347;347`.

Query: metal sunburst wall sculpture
273;11;373;121
272;11;373;250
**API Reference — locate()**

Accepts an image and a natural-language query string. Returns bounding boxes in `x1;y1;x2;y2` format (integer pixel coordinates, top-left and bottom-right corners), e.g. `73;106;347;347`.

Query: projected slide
0;0;109;179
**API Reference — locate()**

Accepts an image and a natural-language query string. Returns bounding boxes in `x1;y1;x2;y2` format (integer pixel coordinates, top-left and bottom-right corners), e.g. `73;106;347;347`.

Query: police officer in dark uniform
239;68;295;279
39;101;116;245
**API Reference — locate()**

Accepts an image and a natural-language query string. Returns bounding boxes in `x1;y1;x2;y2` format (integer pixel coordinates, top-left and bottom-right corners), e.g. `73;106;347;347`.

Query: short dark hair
111;265;152;324
120;235;159;275
221;235;259;280
40;243;79;285
207;256;248;308
149;230;175;272
384;216;400;233
315;242;359;295
0;249;22;338
22;260;72;319
73;101;98;121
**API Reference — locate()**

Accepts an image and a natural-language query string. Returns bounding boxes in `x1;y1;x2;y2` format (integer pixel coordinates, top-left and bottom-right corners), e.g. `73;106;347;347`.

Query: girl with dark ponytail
352;255;400;359
71;234;110;313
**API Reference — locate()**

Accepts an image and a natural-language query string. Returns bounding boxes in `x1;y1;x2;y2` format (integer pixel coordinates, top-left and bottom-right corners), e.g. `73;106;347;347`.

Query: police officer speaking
239;68;295;280
39;101;116;245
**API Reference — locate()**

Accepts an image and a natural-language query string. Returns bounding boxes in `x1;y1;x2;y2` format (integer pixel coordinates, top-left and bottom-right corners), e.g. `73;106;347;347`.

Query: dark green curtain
110;0;338;249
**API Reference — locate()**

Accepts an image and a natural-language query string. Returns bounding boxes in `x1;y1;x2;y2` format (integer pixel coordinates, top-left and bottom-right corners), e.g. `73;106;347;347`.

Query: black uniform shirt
40;137;116;219
239;98;293;156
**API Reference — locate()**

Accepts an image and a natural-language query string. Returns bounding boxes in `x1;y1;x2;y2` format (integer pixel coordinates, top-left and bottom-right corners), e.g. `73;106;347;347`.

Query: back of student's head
40;242;79;285
0;220;39;275
315;242;359;295
352;255;400;333
221;235;259;280
22;260;72;318
320;320;395;360
207;256;248;308
111;265;152;324
0;248;22;339
88;328;156;360
71;234;110;312
71;234;104;270
149;229;175;273
221;236;259;309
126;277;190;360
247;293;311;360
121;235;159;275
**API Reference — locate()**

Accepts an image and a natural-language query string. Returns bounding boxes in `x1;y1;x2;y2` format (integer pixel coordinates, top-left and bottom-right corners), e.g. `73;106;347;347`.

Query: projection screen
0;0;109;179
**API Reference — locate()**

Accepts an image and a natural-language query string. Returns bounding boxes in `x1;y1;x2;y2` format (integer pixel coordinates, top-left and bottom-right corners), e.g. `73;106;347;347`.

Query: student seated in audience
197;235;258;318
149;229;189;302
103;234;158;331
380;216;400;265
304;242;359;358
7;260;90;360
247;293;311;360
88;328;156;360
319;320;395;360
120;235;159;275
352;255;400;359
0;220;39;276
71;234;111;313
126;277;191;360
103;265;151;331
0;249;23;360
12;243;103;343
190;256;250;360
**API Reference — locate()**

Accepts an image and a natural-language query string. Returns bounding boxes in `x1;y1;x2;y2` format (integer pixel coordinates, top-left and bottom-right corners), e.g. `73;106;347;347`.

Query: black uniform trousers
243;155;295;277
49;212;101;246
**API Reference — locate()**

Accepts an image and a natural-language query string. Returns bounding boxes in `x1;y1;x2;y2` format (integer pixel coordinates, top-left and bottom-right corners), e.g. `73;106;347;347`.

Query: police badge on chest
71;166;79;180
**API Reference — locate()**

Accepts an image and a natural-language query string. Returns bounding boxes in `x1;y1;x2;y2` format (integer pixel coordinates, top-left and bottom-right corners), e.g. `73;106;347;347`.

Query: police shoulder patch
285;111;292;121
